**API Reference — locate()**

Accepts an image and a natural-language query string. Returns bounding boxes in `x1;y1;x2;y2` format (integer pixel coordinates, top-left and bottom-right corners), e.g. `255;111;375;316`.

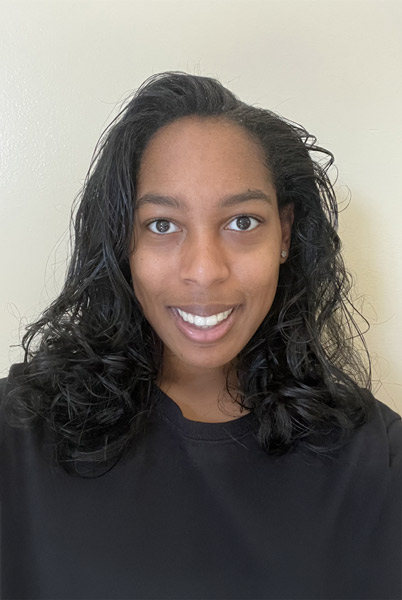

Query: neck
157;356;246;422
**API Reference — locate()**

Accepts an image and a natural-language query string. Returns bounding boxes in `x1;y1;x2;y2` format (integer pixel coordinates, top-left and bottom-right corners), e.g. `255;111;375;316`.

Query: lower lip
169;306;239;343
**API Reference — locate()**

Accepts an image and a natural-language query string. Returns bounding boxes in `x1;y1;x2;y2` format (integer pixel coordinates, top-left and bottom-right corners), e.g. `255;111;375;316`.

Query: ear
279;203;294;263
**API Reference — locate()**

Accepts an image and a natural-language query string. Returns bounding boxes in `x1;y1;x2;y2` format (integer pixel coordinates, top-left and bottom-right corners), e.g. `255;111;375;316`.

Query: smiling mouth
175;307;235;329
168;305;239;343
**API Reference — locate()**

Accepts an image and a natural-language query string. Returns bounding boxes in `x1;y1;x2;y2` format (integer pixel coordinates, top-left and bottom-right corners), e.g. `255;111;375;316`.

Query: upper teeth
176;308;234;328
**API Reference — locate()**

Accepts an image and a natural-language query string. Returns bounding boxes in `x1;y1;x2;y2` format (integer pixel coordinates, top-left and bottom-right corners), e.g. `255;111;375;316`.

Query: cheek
129;252;167;310
129;255;151;303
237;254;280;297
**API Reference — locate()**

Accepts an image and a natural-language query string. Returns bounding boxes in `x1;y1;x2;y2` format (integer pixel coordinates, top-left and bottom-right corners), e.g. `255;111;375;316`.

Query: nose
179;230;230;287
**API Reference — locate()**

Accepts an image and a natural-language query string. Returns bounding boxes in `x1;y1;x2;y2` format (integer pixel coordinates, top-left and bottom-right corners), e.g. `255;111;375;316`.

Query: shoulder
0;361;32;438
352;393;402;471
0;362;53;465
374;398;402;467
371;394;401;436
0;363;30;477
0;362;28;402
372;395;401;427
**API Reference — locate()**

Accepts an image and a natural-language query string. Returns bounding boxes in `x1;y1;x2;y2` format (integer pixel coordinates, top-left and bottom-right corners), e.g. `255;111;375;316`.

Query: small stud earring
281;250;288;258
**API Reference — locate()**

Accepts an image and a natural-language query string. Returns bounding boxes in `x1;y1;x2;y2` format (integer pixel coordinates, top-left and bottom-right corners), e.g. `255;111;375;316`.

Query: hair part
3;71;374;476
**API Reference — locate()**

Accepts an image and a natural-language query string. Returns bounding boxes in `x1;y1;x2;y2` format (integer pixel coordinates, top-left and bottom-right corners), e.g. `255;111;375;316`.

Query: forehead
136;116;272;194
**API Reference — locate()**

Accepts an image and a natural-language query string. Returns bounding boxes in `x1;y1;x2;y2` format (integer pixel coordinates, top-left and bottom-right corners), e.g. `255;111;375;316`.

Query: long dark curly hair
3;71;374;476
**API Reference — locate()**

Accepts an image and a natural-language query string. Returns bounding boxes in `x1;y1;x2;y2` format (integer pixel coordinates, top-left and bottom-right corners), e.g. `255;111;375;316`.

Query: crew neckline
152;383;260;441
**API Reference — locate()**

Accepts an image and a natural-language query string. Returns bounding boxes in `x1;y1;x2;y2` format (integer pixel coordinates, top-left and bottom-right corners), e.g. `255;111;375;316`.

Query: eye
147;219;180;234
226;215;262;232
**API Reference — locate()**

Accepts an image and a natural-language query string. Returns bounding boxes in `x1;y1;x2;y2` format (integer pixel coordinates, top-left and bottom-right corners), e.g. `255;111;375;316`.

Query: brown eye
147;220;179;234
237;216;251;230
226;215;261;232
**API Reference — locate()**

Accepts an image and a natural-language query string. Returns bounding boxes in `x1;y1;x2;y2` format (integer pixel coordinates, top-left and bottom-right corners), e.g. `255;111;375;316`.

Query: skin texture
129;117;293;421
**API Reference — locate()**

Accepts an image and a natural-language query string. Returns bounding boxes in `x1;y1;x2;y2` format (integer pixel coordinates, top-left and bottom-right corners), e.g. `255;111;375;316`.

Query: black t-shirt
1;362;401;600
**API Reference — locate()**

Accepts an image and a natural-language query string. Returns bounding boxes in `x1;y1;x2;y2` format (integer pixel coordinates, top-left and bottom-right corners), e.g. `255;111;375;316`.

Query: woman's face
129;117;292;379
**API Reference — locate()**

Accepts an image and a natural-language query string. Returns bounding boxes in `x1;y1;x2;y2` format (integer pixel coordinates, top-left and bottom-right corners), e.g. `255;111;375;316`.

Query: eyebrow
136;189;273;210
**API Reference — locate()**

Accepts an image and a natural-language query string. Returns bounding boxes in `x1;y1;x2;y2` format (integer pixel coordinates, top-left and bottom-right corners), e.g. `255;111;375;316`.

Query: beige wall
1;0;401;414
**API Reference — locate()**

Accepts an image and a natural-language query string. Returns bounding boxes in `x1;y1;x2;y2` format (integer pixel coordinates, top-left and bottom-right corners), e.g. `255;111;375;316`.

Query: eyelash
145;214;264;235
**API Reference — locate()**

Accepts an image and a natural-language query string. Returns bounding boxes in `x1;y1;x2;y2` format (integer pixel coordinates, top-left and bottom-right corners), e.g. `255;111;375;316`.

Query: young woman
1;72;401;600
